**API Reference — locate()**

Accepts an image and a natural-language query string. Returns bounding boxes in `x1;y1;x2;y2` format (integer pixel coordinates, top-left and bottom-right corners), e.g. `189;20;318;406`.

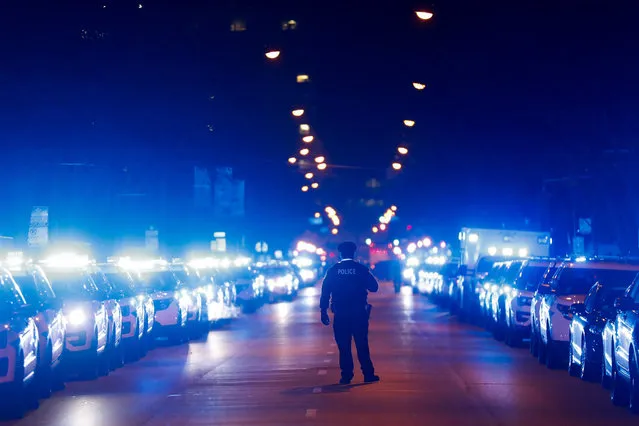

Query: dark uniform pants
333;311;374;379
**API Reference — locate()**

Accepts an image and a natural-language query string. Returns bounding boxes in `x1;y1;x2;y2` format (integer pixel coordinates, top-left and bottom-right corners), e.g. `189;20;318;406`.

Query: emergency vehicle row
423;254;639;414
0;253;306;419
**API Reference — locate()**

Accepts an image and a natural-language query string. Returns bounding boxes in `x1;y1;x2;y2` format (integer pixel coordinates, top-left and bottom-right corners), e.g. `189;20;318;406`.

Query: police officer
320;241;380;384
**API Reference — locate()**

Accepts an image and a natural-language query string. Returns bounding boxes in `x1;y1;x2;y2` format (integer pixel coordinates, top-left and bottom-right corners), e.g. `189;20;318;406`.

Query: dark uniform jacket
320;259;379;315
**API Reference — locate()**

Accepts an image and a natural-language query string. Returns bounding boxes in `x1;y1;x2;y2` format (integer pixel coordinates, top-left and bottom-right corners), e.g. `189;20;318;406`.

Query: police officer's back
320;242;379;384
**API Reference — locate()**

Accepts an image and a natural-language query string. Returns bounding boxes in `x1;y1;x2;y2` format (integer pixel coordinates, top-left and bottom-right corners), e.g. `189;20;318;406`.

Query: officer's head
337;241;357;260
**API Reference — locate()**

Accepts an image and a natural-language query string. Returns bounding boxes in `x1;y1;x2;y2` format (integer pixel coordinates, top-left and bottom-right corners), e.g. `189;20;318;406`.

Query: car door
572;284;597;358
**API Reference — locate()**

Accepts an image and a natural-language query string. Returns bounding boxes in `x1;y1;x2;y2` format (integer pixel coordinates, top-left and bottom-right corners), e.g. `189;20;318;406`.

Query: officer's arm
365;269;379;293
319;269;333;311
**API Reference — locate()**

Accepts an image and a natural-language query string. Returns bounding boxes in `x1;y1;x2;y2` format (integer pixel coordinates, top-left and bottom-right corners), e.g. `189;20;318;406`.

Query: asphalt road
2;283;637;426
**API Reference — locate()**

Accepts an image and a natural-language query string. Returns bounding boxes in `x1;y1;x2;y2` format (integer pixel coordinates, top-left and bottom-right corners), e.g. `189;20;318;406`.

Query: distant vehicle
489;260;525;340
453;228;551;319
0;268;39;417
10;265;66;397
258;265;299;302
219;267;264;312
170;264;208;339
137;269;189;343
538;260;639;369
503;259;553;346
192;268;237;322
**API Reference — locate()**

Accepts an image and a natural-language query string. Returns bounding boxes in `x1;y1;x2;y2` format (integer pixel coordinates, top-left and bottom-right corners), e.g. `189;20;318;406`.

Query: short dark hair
337;241;357;258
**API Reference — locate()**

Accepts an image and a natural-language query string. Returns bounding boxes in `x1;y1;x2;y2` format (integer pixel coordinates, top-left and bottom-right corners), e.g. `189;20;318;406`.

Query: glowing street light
314;212;321;218
314;156;325;163
317;163;327;170
403;119;415;127
391;205;397;211
292;109;305;117
301;185;309;192
296;74;310;83
412;82;426;90
265;50;281;59
365;238;372;246
304;172;314;179
415;10;434;20
379;224;387;231
302;135;314;143
397;146;408;155
331;228;338;235
392;162;402;170
300;124;310;133
288;157;297;164
311;182;319;189
372;226;379;233
300;148;309;156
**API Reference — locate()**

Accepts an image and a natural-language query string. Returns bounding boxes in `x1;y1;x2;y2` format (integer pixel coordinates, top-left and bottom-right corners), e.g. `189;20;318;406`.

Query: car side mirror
614;297;636;311
570;304;586;315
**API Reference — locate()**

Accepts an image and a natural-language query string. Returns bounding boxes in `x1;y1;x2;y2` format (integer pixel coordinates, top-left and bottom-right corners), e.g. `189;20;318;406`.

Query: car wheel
611;356;630;406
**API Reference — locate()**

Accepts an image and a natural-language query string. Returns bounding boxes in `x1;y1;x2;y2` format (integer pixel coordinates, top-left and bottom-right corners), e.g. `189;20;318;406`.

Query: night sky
1;0;638;252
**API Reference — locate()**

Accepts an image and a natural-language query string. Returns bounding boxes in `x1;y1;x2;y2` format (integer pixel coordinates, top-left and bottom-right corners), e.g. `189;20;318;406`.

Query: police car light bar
42;252;91;269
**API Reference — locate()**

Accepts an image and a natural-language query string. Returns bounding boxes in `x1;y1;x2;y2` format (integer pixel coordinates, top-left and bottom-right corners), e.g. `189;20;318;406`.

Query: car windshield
515;265;549;291
11;274;40;304
596;286;628;312
476;258;498;274
556;267;639;295
0;276;26;315
45;270;98;300
485;266;504;282
140;271;180;292
501;262;523;285
104;273;137;298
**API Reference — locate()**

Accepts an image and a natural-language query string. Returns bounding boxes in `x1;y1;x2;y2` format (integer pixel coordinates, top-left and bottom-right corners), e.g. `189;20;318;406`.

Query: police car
538;259;639;369
258;264;299;302
88;267;124;370
191;268;238;323
137;267;189;343
9;264;65;397
0;268;39;416
41;262;109;379
223;267;264;312
503;259;552;347
99;265;148;360
170;263;208;338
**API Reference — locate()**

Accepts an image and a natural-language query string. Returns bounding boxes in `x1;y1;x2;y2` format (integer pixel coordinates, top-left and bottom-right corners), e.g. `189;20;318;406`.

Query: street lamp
302;135;314;143
301;185;309;192
392;162;402;170
305;172;314;179
412;82;426;90
380;224;387;231
391;205;397;211
314;212;321;218
300;124;310;133
288;157;297;164
314;156;325;163
331;228;338;235
292;109;305;117
265;50;281;59
397;146;408;155
311;182;319;189
317;163;327;170
403;119;415;127
415;11;434;20
300;148;309;156
372;226;379;233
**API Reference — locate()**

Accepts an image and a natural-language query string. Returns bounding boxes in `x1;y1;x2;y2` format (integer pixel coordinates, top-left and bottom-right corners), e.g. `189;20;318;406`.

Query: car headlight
66;309;87;326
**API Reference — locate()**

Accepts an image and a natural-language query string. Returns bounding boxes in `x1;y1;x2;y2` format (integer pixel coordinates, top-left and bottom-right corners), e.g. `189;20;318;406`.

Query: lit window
231;20;247;32
282;19;297;30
